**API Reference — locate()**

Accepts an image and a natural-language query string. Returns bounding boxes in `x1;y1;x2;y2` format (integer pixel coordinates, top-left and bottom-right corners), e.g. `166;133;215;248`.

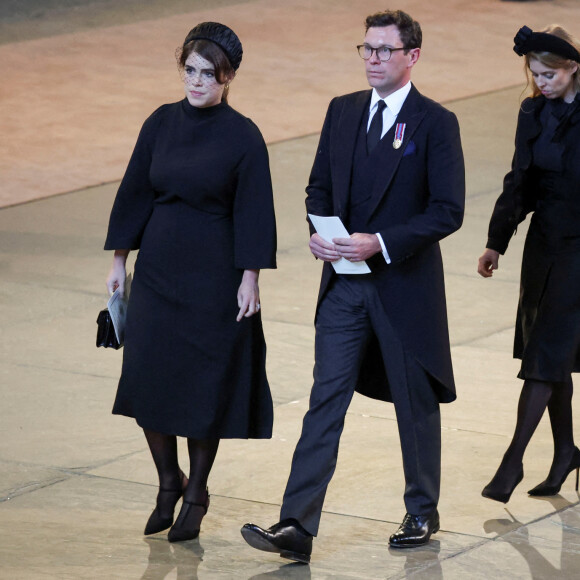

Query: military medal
393;123;406;149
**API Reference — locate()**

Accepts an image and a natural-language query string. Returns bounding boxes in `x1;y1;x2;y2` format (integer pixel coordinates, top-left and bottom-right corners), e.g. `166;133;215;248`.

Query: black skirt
515;220;580;381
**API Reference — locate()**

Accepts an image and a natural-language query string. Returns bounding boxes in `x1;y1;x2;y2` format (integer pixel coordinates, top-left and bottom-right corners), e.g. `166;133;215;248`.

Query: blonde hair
523;25;580;98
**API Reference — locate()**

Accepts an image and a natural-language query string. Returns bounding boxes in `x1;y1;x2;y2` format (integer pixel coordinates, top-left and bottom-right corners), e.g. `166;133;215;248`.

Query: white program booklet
308;214;371;274
107;274;132;344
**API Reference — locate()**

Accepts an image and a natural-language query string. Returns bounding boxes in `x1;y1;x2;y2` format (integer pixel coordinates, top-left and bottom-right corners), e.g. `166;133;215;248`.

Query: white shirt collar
369;81;412;115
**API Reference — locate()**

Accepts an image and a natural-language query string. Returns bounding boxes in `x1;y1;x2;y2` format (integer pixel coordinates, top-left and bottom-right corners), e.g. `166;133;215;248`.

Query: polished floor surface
2;0;580;578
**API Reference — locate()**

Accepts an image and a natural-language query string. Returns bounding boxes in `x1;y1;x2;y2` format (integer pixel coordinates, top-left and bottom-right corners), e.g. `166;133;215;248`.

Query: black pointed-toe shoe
528;447;580;497
167;490;210;543
389;511;440;549
481;464;524;504
241;518;312;563
144;470;189;536
144;488;183;535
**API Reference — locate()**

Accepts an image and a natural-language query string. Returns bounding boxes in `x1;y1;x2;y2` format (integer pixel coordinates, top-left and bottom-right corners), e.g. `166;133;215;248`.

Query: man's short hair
364;10;422;50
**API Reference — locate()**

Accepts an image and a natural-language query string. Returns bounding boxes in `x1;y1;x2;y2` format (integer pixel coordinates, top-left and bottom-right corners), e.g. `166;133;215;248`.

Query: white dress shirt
367;81;412;264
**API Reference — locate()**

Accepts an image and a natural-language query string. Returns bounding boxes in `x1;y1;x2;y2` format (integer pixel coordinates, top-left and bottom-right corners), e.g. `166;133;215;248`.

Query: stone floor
2;0;580;578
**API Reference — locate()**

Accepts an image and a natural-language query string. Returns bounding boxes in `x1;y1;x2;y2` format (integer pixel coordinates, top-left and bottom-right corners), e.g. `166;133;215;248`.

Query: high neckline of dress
546;93;580;120
181;98;228;119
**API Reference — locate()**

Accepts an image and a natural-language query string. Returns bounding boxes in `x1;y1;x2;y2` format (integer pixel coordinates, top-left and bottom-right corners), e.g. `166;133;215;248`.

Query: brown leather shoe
241;518;312;563
389;511;440;548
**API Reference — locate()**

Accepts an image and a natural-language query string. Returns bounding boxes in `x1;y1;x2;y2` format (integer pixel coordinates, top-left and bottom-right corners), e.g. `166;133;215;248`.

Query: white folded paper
107;274;132;344
308;215;371;274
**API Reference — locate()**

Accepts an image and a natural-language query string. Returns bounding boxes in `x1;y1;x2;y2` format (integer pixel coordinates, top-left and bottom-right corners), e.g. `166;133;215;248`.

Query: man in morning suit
241;9;465;561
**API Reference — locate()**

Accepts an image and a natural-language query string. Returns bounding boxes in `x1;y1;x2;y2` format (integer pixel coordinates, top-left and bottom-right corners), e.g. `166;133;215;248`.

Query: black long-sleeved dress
487;95;580;381
104;98;277;438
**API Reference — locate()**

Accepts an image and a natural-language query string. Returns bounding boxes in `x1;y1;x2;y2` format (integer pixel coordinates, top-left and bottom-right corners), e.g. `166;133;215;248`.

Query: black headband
183;22;243;70
513;25;580;62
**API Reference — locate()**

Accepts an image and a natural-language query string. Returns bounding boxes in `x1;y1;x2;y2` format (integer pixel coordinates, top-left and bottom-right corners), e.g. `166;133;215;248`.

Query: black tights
184;438;219;502
490;377;574;490
144;429;219;504
545;376;575;483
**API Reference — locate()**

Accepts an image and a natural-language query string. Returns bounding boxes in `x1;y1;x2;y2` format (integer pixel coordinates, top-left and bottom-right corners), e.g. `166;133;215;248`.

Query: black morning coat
487;94;580;254
305;85;466;404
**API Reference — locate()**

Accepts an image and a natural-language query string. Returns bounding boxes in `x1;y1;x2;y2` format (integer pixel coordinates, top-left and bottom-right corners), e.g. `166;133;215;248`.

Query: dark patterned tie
367;100;386;153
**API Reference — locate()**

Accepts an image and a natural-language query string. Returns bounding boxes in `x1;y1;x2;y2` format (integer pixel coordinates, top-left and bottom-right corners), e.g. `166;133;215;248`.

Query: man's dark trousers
279;274;441;536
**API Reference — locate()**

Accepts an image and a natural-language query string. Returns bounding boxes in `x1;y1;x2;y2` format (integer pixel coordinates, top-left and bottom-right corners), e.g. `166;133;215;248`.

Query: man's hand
309;233;341;261
477;248;500;278
333;233;381;262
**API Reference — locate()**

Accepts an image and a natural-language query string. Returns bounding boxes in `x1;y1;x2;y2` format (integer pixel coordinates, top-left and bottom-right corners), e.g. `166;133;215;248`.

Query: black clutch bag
96;308;122;349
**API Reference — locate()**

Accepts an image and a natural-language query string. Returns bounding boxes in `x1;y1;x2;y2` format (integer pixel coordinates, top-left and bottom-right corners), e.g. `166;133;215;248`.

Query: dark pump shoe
167;489;210;543
144;488;183;535
389;511;440;548
528;447;580;497
481;464;524;504
241;518;312;563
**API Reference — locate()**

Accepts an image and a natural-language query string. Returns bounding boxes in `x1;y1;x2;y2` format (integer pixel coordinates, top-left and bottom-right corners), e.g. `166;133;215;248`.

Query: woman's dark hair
364;10;422;51
177;39;235;103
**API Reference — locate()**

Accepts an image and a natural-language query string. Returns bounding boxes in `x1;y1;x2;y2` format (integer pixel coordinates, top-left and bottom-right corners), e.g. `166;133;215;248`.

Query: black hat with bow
513;25;580;62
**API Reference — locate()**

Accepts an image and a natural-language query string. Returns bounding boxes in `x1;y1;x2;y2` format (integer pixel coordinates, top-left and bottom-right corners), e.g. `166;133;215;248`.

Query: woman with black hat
104;22;277;540
478;24;580;503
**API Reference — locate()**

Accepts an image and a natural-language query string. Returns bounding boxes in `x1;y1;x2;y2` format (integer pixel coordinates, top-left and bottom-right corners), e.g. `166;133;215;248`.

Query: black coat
305;85;465;403
487;95;580;253
486;95;580;380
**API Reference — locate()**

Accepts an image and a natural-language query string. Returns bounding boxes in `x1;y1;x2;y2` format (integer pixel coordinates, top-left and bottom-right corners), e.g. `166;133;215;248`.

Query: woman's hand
106;250;130;296
477;248;500;278
237;269;260;322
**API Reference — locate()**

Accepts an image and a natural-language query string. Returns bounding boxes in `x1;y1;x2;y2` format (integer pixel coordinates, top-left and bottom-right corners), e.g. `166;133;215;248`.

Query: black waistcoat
347;109;397;233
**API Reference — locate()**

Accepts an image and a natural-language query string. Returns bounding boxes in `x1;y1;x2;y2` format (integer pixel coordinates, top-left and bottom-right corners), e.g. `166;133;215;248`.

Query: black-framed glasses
357;44;406;62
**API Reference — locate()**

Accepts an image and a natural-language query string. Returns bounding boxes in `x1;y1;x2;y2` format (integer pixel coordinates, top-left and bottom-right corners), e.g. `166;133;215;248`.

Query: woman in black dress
478;25;580;503
104;22;277;540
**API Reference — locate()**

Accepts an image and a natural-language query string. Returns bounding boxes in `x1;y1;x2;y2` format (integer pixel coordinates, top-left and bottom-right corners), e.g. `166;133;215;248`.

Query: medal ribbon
394;123;406;143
